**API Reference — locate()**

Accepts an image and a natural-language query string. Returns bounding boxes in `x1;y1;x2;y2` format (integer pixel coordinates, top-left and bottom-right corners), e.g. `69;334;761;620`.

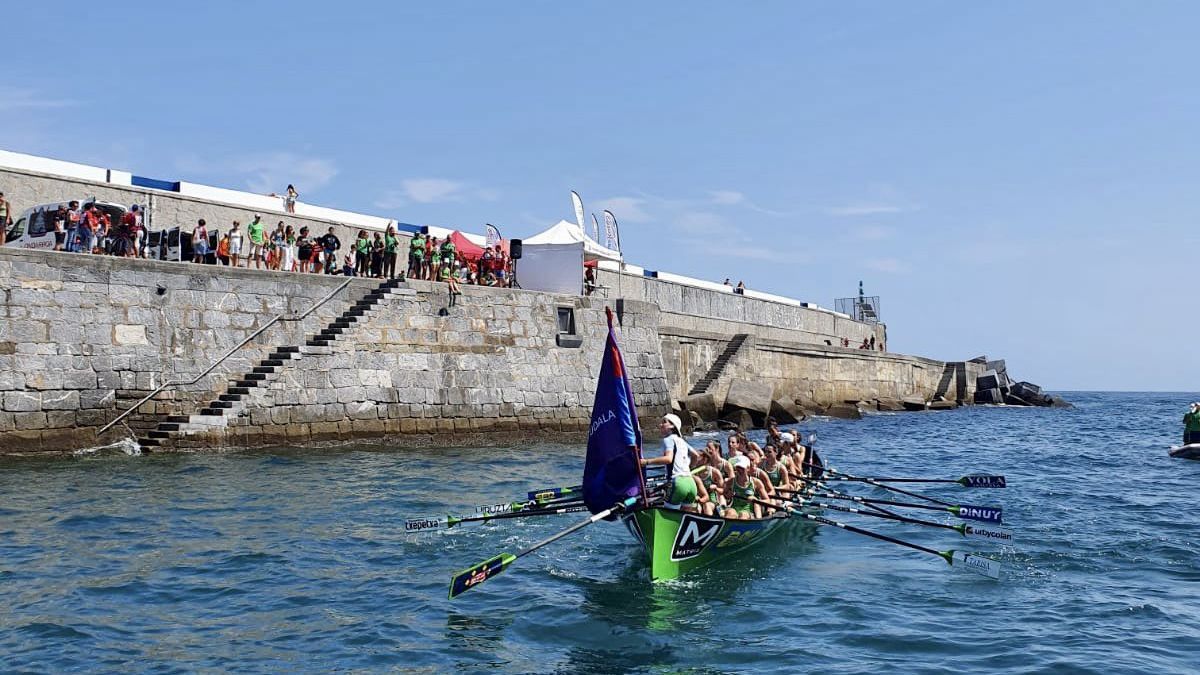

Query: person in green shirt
354;230;370;277
246;215;267;269
1184;403;1200;445
383;226;399;279
408;233;425;279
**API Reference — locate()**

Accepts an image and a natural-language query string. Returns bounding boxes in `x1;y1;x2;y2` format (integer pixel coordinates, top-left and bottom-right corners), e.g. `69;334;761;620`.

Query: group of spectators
405;232;512;288
194;217;514;287
13;198;149;258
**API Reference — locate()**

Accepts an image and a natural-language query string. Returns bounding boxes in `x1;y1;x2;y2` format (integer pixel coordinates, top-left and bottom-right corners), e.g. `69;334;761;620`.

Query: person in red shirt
120;206;140;257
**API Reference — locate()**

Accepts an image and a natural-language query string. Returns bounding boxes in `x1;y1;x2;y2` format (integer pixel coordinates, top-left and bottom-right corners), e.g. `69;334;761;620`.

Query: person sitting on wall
859;338;870;349
735;280;746;295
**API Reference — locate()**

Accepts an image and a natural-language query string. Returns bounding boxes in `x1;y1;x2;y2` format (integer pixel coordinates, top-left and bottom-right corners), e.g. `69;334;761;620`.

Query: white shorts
249;242;266;258
228;238;242;255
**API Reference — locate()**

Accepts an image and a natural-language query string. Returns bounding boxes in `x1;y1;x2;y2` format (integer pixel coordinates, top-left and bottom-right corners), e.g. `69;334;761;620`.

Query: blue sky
3;2;1197;391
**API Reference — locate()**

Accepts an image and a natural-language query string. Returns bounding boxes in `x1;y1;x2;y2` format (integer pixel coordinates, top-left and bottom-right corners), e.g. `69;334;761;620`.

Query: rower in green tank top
724;456;769;520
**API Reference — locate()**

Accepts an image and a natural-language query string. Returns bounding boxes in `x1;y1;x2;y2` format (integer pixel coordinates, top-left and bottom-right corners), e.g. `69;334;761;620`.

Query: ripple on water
1;393;1200;673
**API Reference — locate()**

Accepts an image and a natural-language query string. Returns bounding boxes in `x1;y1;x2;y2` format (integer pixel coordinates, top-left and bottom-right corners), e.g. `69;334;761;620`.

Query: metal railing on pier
96;278;354;436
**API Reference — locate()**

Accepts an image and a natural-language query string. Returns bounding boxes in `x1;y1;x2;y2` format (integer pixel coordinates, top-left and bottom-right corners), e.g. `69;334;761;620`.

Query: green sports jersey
1185;411;1200;432
356;237;370;254
247;220;265;244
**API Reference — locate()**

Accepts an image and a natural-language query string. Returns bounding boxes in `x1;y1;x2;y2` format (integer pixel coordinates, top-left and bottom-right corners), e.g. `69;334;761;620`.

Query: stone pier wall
0;248;670;454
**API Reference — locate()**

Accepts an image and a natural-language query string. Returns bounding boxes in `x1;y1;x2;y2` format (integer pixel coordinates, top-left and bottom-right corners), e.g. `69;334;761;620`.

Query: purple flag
582;307;644;514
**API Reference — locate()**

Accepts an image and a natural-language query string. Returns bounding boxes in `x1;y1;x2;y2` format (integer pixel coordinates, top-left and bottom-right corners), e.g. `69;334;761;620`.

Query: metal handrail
97;278;355;436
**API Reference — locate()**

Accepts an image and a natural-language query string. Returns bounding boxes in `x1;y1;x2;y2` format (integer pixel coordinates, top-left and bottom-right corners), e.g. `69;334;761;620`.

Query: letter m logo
671;514;724;561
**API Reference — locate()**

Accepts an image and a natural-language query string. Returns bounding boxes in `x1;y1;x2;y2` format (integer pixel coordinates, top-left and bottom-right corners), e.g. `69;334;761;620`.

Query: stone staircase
137;277;407;450
687;333;749;396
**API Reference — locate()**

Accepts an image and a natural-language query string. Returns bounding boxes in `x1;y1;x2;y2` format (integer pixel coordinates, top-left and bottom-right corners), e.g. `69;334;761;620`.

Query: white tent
518;220;621;295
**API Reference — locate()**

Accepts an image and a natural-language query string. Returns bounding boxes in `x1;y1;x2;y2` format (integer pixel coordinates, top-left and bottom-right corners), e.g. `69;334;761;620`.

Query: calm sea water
2;392;1199;674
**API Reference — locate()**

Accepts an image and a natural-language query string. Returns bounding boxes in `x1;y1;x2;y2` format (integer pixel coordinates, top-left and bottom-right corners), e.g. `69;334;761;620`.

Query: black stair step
339;314;358;323
306;339;331;347
157;423;181;432
332;322;353;330
347;309;365;317
261;359;285;367
219;393;242;402
277;346;301;353
227;386;251;395
321;327;343;336
244;373;268;381
252;366;275;374
166;415;190;424
138;438;161;447
233;380;259;388
267;352;296;361
366;292;385;300
148;430;171;439
210;400;234;409
198;408;225;416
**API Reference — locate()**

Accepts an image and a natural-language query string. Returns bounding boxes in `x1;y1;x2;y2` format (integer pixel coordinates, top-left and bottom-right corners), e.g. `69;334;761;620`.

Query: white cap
780;432;795;444
733;456;751;470
663;413;683;434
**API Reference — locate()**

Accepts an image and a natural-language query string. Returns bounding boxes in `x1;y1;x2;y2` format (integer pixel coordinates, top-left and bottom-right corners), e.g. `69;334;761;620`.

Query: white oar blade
476;502;519;515
962;523;1014;545
404;517;447;533
952;551;1002;579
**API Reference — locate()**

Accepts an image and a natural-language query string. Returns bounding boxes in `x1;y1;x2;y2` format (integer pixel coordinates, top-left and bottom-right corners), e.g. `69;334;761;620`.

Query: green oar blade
946;550;1002;579
449;552;517;599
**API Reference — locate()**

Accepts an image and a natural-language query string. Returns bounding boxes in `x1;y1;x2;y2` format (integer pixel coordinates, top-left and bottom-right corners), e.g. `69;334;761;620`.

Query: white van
3;199;182;260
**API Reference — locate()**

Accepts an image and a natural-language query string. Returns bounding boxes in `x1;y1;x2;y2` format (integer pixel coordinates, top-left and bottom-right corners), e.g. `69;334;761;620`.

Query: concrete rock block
682;393;718;424
724;379;773;416
825;404;863;420
902;396;928;411
768;398;802;425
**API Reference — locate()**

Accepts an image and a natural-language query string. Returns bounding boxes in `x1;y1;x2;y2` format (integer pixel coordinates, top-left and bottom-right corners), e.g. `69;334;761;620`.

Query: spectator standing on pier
408;231;425;279
320;226;341;274
269;222;286;270
383;225;399;279
52;204;67;251
216;233;230;265
735;280;746;295
64;201;81;252
284;184;298;214
120;205;140;257
354;230;370;277
281;225;296;272
370;232;385;278
296;227;313;273
191;219;209;263
228;221;243;267
247;215;267;269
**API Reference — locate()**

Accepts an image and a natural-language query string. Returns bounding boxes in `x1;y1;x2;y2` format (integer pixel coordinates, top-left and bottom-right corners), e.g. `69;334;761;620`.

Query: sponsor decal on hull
670;513;724;561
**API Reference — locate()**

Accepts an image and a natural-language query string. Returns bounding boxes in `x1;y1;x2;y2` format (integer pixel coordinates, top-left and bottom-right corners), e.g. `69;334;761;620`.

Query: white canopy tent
518;220;622;295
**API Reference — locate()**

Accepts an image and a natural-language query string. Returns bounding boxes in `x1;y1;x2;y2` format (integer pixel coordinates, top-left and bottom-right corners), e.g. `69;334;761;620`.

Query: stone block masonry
0;247;671;454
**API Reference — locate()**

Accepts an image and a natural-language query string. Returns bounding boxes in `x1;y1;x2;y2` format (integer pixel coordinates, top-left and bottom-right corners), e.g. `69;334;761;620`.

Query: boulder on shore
902;396;928;411
793;396;825;416
717;409;754;432
682;393;719;425
825;403;863;420
768;398;803;425
724;379;773;418
929;400;958;410
876;398;905;411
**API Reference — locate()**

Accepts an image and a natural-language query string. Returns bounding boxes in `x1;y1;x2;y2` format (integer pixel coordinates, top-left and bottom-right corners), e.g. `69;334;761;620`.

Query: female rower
693;450;727;516
724;456;771;520
761;445;793;495
641;414;702;512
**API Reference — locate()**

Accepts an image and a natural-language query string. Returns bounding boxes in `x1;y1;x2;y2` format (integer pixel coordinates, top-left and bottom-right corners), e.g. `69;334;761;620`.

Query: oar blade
961;522;1015;544
449;553;517;599
959;475;1006;488
527;485;581;502
952;504;1004;524
950;551;1002;579
404;516;448;533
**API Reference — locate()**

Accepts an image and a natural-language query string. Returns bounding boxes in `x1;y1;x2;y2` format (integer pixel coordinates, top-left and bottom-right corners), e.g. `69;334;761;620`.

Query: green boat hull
624;507;798;581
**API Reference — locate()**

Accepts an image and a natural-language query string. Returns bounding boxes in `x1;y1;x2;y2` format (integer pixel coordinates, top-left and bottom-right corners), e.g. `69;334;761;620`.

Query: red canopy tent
448;231;508;261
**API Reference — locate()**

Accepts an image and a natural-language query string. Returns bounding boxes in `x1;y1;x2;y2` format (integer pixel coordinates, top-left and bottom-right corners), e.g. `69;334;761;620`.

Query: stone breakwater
1;247;982;455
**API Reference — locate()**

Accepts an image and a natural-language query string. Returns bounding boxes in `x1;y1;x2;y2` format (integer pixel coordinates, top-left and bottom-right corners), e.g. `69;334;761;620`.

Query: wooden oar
448;496;639;599
777;487;1004;524
741;495;1002;579
405;503;590;534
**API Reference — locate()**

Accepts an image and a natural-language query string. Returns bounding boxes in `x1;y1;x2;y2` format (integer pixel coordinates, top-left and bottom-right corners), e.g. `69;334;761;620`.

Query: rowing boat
624;506;810;581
